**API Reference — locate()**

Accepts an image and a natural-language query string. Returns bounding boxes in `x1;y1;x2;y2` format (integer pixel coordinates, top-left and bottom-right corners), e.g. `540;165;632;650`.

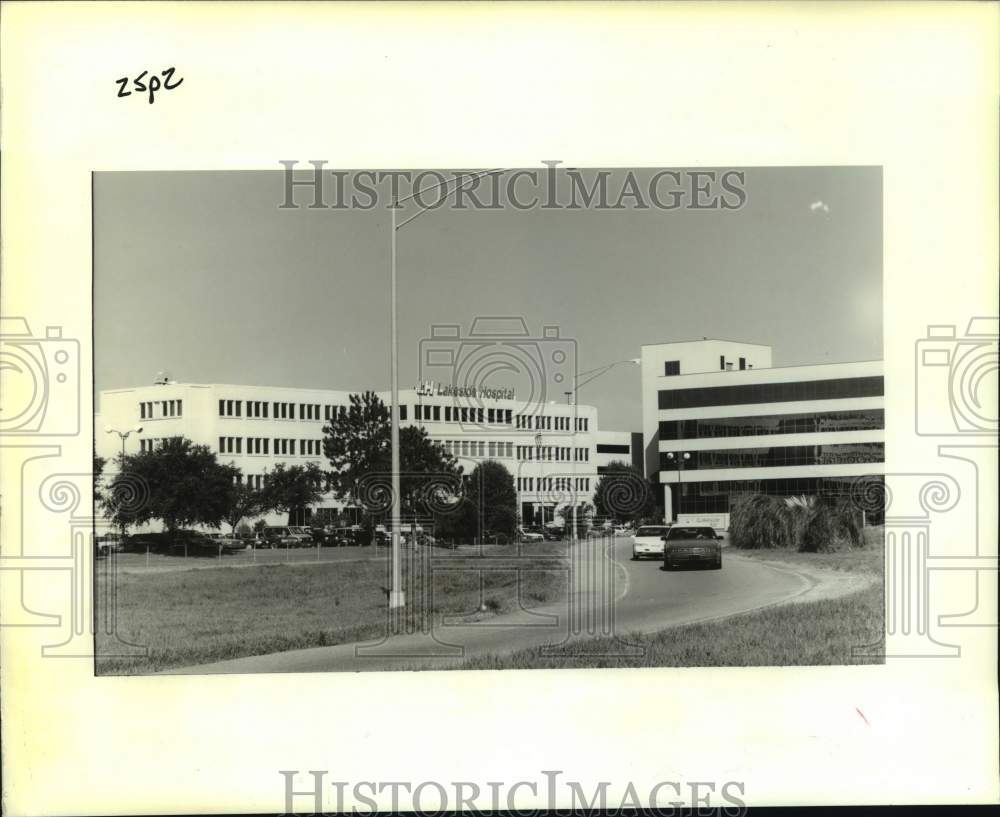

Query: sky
94;167;882;431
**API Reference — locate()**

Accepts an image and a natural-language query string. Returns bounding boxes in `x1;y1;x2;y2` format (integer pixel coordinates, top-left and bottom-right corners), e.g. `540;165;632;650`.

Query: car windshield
635;527;670;537
667;527;716;540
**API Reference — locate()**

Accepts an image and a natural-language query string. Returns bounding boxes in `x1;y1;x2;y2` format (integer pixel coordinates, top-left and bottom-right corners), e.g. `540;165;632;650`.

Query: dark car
262;526;314;548
662;525;723;570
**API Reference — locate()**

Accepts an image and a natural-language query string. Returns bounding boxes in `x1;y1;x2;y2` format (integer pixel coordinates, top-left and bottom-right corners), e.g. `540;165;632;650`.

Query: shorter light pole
664;451;691;521
104;425;143;543
570;358;640;542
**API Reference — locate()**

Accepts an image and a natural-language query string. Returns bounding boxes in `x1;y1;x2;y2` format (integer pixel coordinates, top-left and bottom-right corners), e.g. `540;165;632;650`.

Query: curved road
168;538;812;674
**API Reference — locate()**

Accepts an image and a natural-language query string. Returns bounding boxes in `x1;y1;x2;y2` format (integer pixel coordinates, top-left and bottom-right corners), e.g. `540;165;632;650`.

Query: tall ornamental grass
730;493;865;552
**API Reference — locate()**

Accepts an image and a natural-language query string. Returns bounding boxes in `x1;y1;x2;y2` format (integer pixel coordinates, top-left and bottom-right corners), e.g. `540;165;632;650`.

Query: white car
518;528;544;543
612;526;629;537
631;524;672;560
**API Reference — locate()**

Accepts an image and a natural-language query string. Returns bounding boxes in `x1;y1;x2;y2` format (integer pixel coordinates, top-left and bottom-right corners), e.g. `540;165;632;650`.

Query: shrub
731;493;866;552
800;497;864;552
730;494;795;549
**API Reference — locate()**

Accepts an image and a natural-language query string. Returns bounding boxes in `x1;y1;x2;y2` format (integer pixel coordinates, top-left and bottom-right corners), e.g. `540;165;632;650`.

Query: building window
739;357;747;370
657;376;885;410
400;405;408;421
659;442;885;471
659;409;885;441
596;443;630;454
664;360;680;376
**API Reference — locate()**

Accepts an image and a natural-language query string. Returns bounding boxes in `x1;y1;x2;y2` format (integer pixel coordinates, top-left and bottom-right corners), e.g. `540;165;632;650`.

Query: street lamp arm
394;168;505;231
574;358;641;392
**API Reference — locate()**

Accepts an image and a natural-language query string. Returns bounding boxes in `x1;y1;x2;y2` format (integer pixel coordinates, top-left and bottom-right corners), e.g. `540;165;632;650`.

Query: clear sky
94;167;882;431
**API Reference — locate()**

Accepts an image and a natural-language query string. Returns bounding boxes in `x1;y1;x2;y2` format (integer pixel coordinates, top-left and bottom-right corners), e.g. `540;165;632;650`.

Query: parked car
334;527;367;547
541;525;563;541
216;533;250;552
518;527;544;543
662;525;723;570
630;525;673;560
287;526;316;545
96;533;125;556
262;526;314;548
612;526;630;537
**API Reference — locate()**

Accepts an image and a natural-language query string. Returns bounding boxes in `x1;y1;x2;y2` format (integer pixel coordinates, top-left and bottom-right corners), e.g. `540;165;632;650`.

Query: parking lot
102;543;387;573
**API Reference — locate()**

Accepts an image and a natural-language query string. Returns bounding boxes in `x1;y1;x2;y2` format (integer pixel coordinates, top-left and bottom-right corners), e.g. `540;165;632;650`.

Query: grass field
462;530;885;670
96;542;568;674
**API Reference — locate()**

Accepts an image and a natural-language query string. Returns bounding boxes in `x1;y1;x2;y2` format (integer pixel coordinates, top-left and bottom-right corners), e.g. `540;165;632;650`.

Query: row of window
412;404;514;425
596;443;631;454
658;376;884;410
219;400;346;420
659;409;885;441
234;473;335;492
515;414;590;431
139;438;169;452
214;398;592;433
440;440;515;459
138;400;183;420
514;445;590;462
659;443;885;471
218;437;324;456
236;474;266;490
516;477;591;493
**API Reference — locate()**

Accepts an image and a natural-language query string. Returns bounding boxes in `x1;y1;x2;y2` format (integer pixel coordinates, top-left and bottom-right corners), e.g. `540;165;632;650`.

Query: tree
323;391;461;519
261;462;325;525
93;451;106;506
432;497;478;543
558;501;594;532
224;481;266;535
102;437;239;535
592;460;657;523
466;460;518;534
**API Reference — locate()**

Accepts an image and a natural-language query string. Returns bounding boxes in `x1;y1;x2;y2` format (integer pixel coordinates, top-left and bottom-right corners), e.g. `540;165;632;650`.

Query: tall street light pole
104;425;143;542
571;358;640;544
664;451;692;520
387;169;503;612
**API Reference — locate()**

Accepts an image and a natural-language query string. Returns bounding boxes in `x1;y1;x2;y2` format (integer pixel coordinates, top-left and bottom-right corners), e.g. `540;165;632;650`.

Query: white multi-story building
96;380;606;527
640;340;884;526
97;337;885;531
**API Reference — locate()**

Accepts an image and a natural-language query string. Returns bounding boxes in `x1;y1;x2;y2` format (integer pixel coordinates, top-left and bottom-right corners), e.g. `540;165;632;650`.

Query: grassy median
463;530;885;670
96;542;568;675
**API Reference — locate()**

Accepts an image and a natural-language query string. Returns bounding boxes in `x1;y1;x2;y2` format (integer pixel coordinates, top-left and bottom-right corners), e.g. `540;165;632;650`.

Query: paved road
166;537;812;674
